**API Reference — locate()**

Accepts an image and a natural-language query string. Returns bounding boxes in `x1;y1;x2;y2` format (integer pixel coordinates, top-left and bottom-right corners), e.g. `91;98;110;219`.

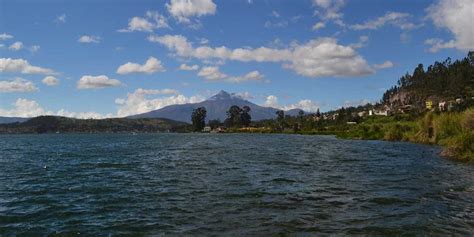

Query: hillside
382;52;474;109
0;117;29;124
0;116;189;134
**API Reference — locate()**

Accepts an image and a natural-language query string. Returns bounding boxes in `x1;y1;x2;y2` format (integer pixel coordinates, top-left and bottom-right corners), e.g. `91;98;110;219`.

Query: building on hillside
439;101;447;112
369;109;390;116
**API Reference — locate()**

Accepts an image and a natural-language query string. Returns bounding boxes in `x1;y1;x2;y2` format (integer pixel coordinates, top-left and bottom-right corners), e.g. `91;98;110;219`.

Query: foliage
191;107;207;132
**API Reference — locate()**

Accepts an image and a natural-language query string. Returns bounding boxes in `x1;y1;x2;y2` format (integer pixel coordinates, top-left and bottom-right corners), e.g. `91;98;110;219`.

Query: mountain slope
0;117;29;124
128;90;302;122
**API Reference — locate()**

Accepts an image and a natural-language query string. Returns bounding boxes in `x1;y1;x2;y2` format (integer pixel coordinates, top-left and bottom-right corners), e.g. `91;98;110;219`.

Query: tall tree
191;107;207;132
225;105;243;127
276;110;285;131
240;106;252;127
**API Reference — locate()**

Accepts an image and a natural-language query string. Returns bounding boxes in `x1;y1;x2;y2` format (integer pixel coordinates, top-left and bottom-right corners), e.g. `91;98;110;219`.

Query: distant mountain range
0;117;29;124
128;90;303;123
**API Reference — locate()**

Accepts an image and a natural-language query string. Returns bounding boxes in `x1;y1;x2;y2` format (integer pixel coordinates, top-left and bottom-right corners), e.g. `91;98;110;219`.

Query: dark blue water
0;134;473;235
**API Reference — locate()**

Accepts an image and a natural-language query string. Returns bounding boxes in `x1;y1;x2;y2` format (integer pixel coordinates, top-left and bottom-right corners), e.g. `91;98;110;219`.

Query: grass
338;108;473;162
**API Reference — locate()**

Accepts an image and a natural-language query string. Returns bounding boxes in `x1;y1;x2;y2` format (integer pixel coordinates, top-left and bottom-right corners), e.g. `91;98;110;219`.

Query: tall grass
340;107;473;162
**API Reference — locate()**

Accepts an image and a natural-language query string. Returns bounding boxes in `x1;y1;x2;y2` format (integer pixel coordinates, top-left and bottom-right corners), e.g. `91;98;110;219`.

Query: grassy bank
337;108;473;162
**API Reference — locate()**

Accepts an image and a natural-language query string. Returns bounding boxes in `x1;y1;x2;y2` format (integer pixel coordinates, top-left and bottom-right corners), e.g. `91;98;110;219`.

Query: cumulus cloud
0;98;111;119
0;33;13;40
350;12;418;30
8;41;23;51
0;98;47;117
77;75;122;89
0;58;55;75
264;95;279;108
149;34;375;78
426;0;474;52
42;76;59;86
179;63;199;70
197;66;227;80
166;0;216;23
78;35;101;43
264;95;320;112
197;66;265;83
373;61;394;69
119;11;169;32
116;57;165;74
0;78;38;93
115;88;204;117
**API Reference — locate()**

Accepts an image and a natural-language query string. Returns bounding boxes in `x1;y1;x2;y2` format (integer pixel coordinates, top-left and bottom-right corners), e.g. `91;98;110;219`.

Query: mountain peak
209;90;233;100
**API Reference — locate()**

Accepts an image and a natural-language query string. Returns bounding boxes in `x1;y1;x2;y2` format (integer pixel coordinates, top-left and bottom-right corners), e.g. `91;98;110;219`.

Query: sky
0;0;472;118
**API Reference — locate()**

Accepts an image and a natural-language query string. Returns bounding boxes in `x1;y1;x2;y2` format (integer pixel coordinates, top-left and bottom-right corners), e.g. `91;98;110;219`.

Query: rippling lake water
0;134;473;235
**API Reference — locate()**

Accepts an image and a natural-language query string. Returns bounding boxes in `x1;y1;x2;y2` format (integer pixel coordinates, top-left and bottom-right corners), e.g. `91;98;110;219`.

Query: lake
0;134;473;235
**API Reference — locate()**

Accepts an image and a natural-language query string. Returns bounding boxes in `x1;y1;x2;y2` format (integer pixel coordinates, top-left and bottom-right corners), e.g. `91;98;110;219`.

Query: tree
191;107;207;132
225;105;242;127
315;108;321;118
276;110;285;131
240;106;252;127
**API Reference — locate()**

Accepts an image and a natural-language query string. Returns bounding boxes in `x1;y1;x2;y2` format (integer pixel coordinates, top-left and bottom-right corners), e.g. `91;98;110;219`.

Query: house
438;101;446;111
357;111;366;117
369;109;390;116
202;126;212;132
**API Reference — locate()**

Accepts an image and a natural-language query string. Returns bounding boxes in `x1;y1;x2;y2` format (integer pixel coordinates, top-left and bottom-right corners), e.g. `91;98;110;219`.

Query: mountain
0;116;189;134
0;117;29;124
128;90;303;122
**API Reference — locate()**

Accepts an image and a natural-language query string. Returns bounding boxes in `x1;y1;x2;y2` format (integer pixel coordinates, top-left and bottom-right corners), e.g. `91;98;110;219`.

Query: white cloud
179;63;199;70
312;0;346;26
350;12;418;30
55;14;66;23
119;11;169;33
77;75;122;89
0;33;13;40
0;98;112;119
282;99;320;112
116;57;165;74
42;76;59;86
342;99;372;108
234;91;253;100
0;78;38;93
197;66;227;80
197;66;265;83
312;22;325;30
115;88;204;117
166;0;216;23
264;95;279;108
55;110;112;119
264;95;320;112
426;0;474;52
373;61;394;69
0;98;48;117
78;35;101;43
8;41;23;51
0;58;55;75
30;45;40;53
264;20;288;28
149;34;375;78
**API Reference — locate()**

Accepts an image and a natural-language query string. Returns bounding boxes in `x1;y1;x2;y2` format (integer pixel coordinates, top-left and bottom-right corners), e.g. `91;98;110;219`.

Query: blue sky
0;0;472;118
